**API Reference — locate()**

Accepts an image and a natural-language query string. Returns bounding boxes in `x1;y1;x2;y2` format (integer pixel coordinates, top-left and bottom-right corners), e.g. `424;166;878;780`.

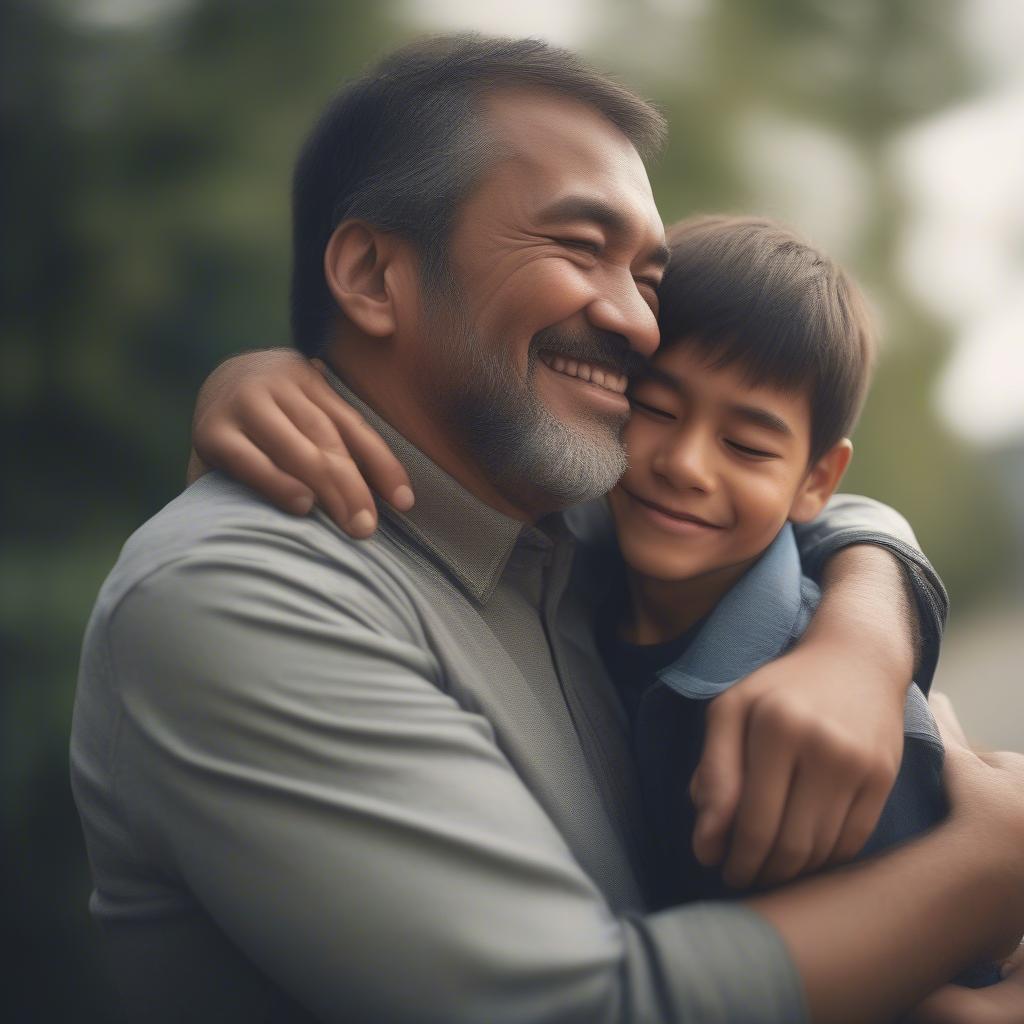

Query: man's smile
538;351;629;393
536;352;631;415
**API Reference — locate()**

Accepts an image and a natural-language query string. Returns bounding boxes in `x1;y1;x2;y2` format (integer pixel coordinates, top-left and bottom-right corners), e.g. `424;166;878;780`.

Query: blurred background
3;0;1022;1018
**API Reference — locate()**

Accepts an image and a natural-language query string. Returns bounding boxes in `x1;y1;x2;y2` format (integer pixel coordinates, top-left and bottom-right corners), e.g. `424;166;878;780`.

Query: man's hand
750;708;1024;1024
907;945;1024;1023
690;640;906;889
189;349;412;537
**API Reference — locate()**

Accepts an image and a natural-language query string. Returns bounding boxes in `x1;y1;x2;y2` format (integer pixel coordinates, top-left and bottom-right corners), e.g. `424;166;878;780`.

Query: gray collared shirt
71;383;939;1023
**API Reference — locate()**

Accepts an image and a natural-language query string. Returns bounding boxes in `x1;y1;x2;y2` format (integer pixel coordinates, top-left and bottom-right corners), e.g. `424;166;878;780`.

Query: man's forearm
750;804;1021;1023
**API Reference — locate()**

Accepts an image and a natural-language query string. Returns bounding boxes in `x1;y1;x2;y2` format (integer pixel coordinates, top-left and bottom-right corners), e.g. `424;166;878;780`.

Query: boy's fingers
273;385;355;459
691;695;746;866
722;727;796;888
272;388;381;531
827;781;887;865
234;401;374;533
805;786;857;874
310;386;414;512
754;766;823;887
202;427;315;516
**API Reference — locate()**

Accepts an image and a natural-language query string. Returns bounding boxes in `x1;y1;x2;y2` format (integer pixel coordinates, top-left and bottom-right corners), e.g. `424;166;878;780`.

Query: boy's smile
608;340;850;638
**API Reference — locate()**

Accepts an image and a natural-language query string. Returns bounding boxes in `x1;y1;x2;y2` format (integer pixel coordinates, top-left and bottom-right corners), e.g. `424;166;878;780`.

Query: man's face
608;341;816;588
417;89;668;510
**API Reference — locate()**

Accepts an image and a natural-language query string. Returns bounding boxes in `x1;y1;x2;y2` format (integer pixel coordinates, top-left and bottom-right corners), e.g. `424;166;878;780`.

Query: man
72;35;1024;1023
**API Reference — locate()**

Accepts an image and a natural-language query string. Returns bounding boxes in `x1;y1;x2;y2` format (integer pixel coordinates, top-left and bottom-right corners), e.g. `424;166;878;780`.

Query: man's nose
585;279;660;359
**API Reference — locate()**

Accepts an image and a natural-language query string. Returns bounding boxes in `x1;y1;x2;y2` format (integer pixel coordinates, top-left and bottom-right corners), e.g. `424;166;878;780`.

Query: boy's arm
188;349;413;534
793;493;947;690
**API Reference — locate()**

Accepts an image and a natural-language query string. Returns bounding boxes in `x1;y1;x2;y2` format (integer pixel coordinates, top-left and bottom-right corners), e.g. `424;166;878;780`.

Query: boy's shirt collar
653;524;942;753
657;524;817;699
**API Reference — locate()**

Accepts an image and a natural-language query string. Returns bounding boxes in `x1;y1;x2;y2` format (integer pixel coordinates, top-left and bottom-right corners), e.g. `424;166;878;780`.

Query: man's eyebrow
634;366;795;436
536;196;670;267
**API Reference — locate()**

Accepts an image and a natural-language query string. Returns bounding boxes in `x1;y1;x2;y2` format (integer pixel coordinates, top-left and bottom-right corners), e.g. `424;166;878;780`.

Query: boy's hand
190;349;413;537
690;641;905;889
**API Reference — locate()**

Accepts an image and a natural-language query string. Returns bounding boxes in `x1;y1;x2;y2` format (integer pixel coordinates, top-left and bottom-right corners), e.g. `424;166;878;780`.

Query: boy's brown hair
656;214;876;462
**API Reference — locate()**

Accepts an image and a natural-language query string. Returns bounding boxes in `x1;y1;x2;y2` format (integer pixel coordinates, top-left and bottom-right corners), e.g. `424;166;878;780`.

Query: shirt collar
657;523;816;698
324;369;540;603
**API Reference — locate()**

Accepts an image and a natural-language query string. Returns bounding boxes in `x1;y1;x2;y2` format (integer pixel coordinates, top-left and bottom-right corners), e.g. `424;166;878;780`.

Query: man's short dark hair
656;214;876;462
290;34;666;356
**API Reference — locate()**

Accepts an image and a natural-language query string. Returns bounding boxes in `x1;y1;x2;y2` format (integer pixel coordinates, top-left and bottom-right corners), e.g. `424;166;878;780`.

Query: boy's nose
654;438;717;493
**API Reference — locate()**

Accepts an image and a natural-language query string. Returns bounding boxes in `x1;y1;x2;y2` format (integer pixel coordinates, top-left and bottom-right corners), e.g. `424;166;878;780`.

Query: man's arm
752;741;1024;1023
102;513;1024;1024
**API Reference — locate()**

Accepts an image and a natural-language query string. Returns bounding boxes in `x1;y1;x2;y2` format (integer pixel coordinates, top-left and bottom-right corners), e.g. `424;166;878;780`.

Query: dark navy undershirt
598;621;702;730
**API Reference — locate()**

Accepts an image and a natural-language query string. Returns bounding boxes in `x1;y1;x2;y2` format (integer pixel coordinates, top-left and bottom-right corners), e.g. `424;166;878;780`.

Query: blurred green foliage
2;0;1014;1018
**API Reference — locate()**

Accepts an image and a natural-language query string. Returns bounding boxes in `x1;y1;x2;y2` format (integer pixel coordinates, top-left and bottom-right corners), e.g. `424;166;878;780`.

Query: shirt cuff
623;903;809;1024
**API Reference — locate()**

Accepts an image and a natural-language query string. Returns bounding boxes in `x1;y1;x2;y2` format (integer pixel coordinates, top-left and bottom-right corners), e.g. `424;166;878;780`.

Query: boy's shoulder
657;524;818;699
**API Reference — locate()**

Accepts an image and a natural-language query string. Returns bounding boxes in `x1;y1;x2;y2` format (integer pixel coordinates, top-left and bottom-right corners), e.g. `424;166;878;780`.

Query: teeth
542;354;627;394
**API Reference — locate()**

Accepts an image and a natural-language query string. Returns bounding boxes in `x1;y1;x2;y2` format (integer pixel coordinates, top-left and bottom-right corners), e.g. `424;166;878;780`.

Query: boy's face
608;340;849;586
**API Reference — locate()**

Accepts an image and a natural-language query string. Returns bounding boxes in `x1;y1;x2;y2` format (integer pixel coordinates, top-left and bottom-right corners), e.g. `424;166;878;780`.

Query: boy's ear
323;220;410;338
789;439;853;524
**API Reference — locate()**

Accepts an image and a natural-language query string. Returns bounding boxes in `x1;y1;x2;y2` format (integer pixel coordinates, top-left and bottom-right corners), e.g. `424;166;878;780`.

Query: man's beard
428;298;647;509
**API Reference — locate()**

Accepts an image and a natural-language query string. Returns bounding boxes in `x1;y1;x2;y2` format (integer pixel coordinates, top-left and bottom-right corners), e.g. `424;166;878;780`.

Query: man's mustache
529;326;650;380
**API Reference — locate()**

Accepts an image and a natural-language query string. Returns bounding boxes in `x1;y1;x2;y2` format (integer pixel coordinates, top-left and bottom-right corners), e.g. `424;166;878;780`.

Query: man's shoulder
95;472;422;637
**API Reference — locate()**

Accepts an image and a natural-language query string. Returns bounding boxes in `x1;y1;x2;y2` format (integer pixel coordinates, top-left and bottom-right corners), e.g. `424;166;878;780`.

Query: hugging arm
103;520;1024;1024
188;349;413;535
188;351;944;887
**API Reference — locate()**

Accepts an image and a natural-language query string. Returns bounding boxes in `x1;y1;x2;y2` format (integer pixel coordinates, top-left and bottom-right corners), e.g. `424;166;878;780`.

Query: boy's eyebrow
536;195;671;267
636;365;795;437
727;403;794;438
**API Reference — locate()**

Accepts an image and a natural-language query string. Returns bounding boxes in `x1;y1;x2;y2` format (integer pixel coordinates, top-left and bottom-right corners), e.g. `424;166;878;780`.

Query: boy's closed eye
628;396;674;419
725;440;780;460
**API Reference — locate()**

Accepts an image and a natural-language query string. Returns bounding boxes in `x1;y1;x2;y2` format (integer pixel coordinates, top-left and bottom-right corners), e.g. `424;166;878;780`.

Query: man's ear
789;439;853;524
323;220;407;338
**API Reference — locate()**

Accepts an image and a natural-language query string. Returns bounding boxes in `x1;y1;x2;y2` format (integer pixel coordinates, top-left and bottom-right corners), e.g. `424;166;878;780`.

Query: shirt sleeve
792;493;948;692
104;541;807;1024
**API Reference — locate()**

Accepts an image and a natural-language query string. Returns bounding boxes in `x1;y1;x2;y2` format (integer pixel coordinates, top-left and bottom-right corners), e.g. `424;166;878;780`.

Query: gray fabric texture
71;380;930;1023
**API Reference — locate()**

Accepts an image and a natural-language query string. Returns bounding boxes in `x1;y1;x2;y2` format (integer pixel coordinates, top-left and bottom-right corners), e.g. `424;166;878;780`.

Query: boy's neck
619;559;755;646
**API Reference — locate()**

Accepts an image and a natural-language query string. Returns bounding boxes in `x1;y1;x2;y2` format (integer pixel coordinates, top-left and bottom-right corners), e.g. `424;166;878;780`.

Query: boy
589;215;937;887
578;214;993;985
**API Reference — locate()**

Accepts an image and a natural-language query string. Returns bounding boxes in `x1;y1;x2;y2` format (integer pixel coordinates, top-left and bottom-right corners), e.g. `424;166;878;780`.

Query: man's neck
619;559;755;646
326;352;558;525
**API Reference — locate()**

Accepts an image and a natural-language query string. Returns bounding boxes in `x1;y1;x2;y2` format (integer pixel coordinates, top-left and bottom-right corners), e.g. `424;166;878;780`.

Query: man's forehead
480;88;663;237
